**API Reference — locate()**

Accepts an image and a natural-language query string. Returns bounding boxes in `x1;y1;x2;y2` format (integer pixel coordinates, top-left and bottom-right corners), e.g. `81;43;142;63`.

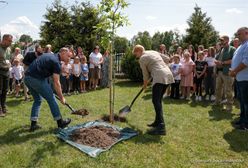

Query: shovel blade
119;105;131;117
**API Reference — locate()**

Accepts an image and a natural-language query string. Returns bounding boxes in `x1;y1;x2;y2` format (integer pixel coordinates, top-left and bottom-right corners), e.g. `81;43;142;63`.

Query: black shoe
30;121;42;132
57;118;71;129
147;122;158;127
2;107;8;114
147;127;166;135
236;124;248;131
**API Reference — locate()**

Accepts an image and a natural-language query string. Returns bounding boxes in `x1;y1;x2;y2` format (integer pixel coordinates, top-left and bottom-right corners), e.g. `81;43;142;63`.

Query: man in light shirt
229;27;248;130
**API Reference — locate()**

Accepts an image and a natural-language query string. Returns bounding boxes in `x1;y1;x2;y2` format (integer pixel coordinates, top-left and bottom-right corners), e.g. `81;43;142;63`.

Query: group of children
60;56;89;95
168;46;218;101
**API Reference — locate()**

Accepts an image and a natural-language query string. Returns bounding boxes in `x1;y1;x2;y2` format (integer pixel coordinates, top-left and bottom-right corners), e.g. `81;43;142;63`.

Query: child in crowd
72;57;81;94
205;47;216;101
11;59;24;97
61;57;71;95
170;55;182;99
8;66;13;94
80;56;89;92
180;51;195;100
194;51;207;101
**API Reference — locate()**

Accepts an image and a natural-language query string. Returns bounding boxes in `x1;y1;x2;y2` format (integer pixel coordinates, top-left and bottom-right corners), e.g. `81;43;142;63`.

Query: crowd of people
0;26;247;134
159;35;238;112
2;44;110;99
134;26;248;134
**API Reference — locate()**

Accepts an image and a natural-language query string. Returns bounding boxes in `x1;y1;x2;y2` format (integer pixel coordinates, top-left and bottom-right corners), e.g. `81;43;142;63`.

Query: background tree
70;1;105;55
19;34;33;43
40;0;71;52
113;36;129;53
131;31;152;50
184;5;219;49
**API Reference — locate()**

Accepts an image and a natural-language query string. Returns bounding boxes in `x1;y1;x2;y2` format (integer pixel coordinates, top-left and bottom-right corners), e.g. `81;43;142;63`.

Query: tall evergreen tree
184;5;219;49
131;31;152;50
70;1;104;55
19;34;33;43
40;0;71;52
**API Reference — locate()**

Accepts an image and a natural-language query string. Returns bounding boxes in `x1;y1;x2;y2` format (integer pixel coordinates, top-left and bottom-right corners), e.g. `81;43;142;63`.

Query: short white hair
59;47;69;53
132;45;145;54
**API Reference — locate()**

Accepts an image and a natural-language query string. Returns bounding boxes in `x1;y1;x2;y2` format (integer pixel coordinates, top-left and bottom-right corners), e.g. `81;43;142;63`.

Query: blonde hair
198;51;204;56
208;47;215;57
132;45;145;54
173;54;180;60
81;56;87;62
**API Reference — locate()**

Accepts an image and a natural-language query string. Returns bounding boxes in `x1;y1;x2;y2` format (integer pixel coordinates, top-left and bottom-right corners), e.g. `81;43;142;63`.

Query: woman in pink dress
180;51;195;100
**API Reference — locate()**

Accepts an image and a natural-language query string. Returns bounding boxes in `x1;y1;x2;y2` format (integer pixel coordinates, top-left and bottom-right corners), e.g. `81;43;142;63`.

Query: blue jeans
24;76;62;121
237;81;248;124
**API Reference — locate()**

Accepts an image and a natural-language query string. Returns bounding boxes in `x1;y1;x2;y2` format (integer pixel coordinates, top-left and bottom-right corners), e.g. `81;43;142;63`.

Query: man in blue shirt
230;27;248;130
24;47;71;131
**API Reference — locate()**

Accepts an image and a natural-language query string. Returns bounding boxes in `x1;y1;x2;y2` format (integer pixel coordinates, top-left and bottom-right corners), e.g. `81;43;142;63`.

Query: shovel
55;95;76;113
54;95;89;116
119;87;144;117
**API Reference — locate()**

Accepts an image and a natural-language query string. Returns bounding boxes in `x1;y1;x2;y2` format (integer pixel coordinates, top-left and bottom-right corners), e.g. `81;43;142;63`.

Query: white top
170;63;182;80
11;65;24;80
89;52;102;68
73;63;81;75
61;63;72;76
9;67;13;78
205;57;216;67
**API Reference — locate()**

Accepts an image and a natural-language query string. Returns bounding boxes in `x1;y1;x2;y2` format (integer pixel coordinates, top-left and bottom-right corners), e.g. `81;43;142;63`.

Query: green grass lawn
0;80;247;168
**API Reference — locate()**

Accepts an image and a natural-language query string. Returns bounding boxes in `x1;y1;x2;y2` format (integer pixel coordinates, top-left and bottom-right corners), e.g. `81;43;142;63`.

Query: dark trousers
234;79;238;99
205;67;215;95
152;83;168;127
0;75;9;109
170;80;180;99
61;76;70;93
72;75;80;92
9;78;13;92
237;81;248;124
195;77;204;96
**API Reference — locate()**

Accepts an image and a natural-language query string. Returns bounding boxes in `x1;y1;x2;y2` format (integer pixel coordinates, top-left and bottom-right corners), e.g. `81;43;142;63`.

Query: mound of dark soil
70;126;120;149
71;109;89;117
101;114;127;123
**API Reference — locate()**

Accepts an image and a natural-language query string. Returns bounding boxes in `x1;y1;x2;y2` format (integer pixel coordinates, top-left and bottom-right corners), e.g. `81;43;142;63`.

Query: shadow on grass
208;106;235;121
115;80;141;88
189;100;210;107
224;129;248;152
126;123;163;144
6;99;23;107
27;140;64;168
0;126;55;145
163;98;189;105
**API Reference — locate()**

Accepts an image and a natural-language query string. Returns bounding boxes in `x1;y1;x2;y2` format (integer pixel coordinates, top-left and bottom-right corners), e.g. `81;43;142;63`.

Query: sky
0;0;247;41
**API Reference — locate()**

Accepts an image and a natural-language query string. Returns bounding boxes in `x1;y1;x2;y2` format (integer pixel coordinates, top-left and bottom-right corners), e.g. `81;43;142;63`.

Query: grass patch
0;80;247;168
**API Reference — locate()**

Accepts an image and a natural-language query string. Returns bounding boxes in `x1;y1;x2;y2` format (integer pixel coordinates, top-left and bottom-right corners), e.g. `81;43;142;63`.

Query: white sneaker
221;99;228;104
195;96;199;101
205;95;210;101
198;96;202;101
210;95;216;101
180;96;185;100
186;97;191;101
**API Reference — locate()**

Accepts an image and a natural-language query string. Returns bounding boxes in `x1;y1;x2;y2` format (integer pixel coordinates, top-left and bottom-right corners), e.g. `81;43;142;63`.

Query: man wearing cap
229;27;248;130
0;34;12;117
214;35;236;112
